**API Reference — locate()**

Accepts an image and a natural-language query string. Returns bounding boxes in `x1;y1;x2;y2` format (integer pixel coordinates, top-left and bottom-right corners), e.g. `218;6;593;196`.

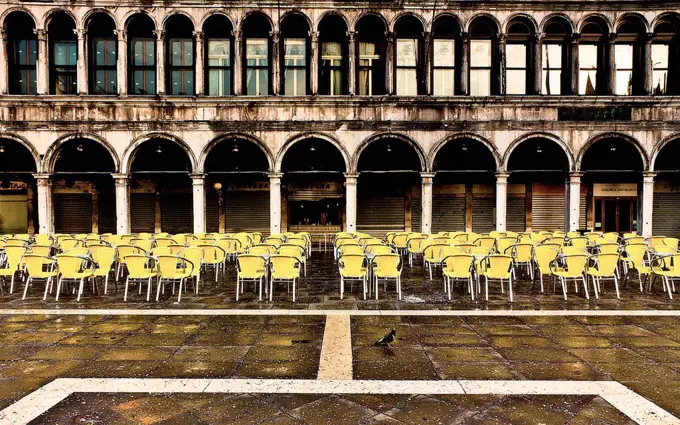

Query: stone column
271;31;280;95
423;32;432;95
569;33;580;95
568;172;583;232
460;32;469;95
385;31;394;95
75;29;87;94
532;33;543;95
113;173;130;234
642;172;656;237
154;30;165;95
310;31;318;95
495;173;509;231
115;30;127;95
495;34;506;95
0;30;7;95
269;173;283;234
34;174;53;234
194;31;204;96
191;174;206;234
35;29;48;94
233;30;242;95
344;173;358;233
641;32;653;95
421;172;435;234
347;31;356;95
606;33;617;95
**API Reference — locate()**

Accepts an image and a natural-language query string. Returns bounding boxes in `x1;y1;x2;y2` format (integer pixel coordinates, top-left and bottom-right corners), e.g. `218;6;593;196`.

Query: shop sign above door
593;183;638;197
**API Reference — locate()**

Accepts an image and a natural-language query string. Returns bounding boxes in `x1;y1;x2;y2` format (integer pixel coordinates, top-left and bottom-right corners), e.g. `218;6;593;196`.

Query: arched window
166;15;195;96
5;12;37;95
127;14;156;95
652;15;680;95
542;17;571;95
615;16;646;95
468;17;499;96
281;14;310;96
355;15;386;96
242;14;271;95
506;18;536;95
579;17;608;95
318;14;347;95
394;15;424;96
431;15;460;96
203;15;233;96
87;13;117;95
48;12;77;95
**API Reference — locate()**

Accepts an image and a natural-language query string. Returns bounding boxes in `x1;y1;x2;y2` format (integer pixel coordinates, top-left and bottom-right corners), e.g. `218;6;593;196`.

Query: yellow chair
407;237;427;268
279;245;307;276
338;254;367;299
532;245;559;293
473;237;496;250
55;254;95;302
550;253;589;300
391;233;409;255
156;255;194;302
664;238;680;251
121;254;156;302
442;254;475;300
236;254;267;301
624;236;645;246
154;238;175;248
59;238;81;251
450;233;469;244
265;236;284;249
269;255;301;302
623;244;650;292
199;244;226;281
63;247;89;256
648;236;667;249
423;243;448;281
216;238;243;262
366;244;393;255
372;253;403;300
21;254;58;300
251;232;264;245
650;253;680;300
561;245;586;255
30;245;52;257
33;234;53;246
115;244;145;280
586;253;620;299
505;243;534;279
131;238;153;252
495;237;517;257
478;254;514;302
91;247;117;295
596;243;620;255
570;237;589;250
249;244;277;255
566;231;581;239
338;244;364;256
0;246;27;294
602;232;620;243
234;233;253;251
180;247;204;296
151;247;172;256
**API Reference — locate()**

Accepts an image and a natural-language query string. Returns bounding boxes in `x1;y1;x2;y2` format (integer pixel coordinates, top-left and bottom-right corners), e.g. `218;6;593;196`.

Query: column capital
73;28;86;39
460;32;470;42
153;30;166;41
33;173;52;182
420;172;436;179
268;172;284;180
385;31;395;42
112;173;130;181
568;171;584;182
643;171;657;181
232;29;242;39
34;28;46;41
496;33;507;44
344;172;359;180
534;32;546;42
423;31;431;42
190;173;205;181
113;29;127;41
346;30;356;41
569;33;581;44
495;172;510;181
0;29;6;40
607;33;618;44
193;31;203;41
270;31;280;44
644;32;655;42
309;30;318;42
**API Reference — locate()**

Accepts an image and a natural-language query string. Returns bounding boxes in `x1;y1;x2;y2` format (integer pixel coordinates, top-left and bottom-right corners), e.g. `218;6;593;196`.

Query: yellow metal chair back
237;255;266;279
199;245;226;264
216;238;242;255
443;254;474;278
590;253;619;276
473;237;496;249
585;232;602;244
366;244;393;255
566;231;581;239
561;245;586;255
131;238;153;252
603;232;619;243
157;255;192;279
423;243;447;263
56;254;92;279
372;253;401;277
279;245;305;260
596;243;620;254
151;247;172;256
59;238;80;250
392;233;408;249
570;237;589;250
270;255;301;279
664;238;680;250
624;236;645;245
625;244;649;270
338;244;364;256
249;244;277;255
506;243;533;262
30;245;52;257
655;245;678;255
533;245;558;273
338;254;366;277
479;255;513;279
137;232;153;240
234;233;253;250
168;244;185;255
117;244;145;261
648;236;667;249
33;234;53;245
469;246;493;257
62;247;89;256
123;254;155;278
23;254;56;278
496;237;516;255
450;233;469;244
154;238;174;248
441;245;466;258
181;247;204;278
265;237;283;248
555;253;588;278
91;247;116;277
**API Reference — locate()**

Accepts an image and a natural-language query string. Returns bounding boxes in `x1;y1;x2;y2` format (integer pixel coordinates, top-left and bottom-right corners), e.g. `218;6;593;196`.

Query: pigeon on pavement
375;329;397;347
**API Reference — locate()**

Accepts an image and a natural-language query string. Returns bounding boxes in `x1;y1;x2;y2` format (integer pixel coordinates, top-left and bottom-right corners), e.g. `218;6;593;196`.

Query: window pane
615;44;633;70
616;70;633;95
542;44;562;69
133;40;154;66
358;69;371;95
470;69;490;96
579;69;597;94
170;39;193;66
506;44;526;68
506;70;526;95
433;69;454;96
653;70;667;95
17;39;37;66
145;71;156;94
359;42;377;58
396;68;417;95
579;44;598;69
433;39;454;67
322;42;342;60
54;42;76;66
652;44;669;69
208;69;231;96
542;69;561;95
284;38;306;66
470;40;491;67
397;39;417;67
246;39;268;66
331;69;343;95
208;39;230;66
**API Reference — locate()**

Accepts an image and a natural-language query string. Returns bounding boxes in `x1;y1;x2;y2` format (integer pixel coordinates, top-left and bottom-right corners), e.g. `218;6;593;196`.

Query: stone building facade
0;0;680;237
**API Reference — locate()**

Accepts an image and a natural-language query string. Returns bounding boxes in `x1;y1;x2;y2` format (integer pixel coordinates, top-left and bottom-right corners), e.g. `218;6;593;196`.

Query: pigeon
375;329;397;347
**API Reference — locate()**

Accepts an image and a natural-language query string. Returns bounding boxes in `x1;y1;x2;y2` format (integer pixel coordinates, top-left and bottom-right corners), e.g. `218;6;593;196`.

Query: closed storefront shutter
98;190;116;234
472;196;494;233
206;191;219;233
507;197;526;232
161;193;192;234
54;193;92;234
532;184;566;231
130;193;155;233
432;196;465;233
412;197;421;233
0;194;28;234
225;191;270;234
357;196;405;236
579;194;587;229
654;193;680;238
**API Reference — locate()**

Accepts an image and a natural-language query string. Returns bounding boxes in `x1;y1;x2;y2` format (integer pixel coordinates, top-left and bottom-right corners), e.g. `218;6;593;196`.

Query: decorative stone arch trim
275;132;350;173
315;10;351;32
122;132;197;174
539;12;577;34
82;8;120;32
43;132;120;174
353;132;427;173
0;133;40;172
650;133;680;172
0;6;38;30
503;13;540;34
503;132;575;172
576;132;649;171
428;132;501;172
577;13;615;34
199;132;274;173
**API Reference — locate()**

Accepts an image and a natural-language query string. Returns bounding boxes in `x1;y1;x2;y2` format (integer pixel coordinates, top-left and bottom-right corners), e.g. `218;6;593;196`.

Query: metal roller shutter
54;194;92;234
472;197;494;233
432;196;465;233
225;191;270;234
0;194;28;234
654;193;680;238
532;193;566;231
579;194;587;229
507;197;526;232
98;190;116;234
357;196;405;236
206;191;219;233
161;193;192;234
130;193;155;233
412;197;421;233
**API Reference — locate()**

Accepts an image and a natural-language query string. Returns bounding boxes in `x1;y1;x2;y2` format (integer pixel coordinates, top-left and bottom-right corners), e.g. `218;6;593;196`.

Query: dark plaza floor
1;253;680;424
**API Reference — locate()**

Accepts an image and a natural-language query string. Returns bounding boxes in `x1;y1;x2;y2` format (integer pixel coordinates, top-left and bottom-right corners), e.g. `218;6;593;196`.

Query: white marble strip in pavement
2;308;680;316
317;313;353;380
1;379;677;425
